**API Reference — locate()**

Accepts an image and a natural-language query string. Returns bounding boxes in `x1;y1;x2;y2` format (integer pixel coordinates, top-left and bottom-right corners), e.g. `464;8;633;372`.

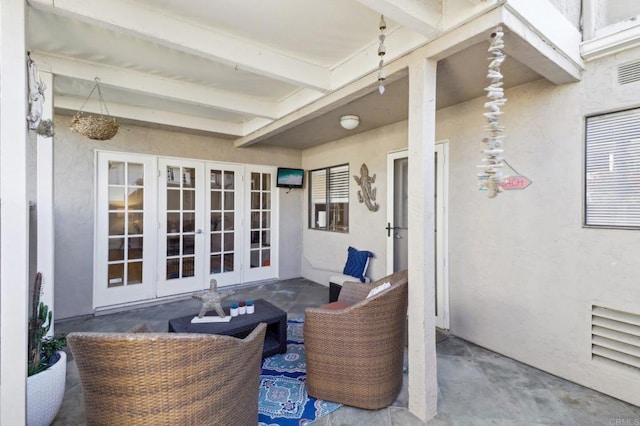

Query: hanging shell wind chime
377;15;387;95
478;26;507;198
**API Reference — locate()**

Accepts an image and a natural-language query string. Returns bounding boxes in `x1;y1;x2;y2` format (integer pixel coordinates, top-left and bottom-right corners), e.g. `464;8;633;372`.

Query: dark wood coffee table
168;299;287;358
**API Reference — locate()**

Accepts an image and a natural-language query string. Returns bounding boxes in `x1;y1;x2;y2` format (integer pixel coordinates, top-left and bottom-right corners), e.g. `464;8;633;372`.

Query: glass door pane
249;172;272;268
207;163;243;287
107;161;145;287
165;165;197;280
157;159;205;297
210;169;235;274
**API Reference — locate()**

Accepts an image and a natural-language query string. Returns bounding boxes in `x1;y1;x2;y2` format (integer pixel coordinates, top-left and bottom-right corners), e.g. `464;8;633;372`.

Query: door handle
195;229;203;234
386;222;394;237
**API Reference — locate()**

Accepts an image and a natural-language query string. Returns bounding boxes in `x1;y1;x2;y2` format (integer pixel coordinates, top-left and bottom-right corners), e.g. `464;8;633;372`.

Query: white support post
0;0;30;424
407;58;438;422
37;71;55;335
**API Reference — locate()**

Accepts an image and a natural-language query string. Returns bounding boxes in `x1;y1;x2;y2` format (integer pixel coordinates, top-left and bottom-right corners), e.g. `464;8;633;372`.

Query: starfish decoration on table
192;279;235;318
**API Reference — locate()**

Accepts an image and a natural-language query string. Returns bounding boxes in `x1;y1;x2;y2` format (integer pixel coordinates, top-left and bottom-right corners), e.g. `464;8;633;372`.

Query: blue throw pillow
342;246;373;282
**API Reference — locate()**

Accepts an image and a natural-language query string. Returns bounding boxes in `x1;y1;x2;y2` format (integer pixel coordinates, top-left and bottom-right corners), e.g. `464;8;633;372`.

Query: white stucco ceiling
26;0;579;149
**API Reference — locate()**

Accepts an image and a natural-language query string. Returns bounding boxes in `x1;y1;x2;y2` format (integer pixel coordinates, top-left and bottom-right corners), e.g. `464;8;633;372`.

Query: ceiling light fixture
340;115;360;130
378;15;387;95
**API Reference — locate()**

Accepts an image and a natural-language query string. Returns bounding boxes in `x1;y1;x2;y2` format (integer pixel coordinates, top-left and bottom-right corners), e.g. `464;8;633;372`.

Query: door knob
195;229;203;234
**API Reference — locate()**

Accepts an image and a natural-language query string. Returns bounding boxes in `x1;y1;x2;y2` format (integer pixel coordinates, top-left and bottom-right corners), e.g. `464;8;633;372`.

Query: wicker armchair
303;270;408;409
67;323;266;426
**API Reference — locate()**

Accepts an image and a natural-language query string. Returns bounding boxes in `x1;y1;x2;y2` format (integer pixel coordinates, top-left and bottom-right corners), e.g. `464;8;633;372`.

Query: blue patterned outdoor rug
258;315;341;426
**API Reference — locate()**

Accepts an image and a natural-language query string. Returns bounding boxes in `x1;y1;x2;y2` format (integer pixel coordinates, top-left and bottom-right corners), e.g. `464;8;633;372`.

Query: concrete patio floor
53;278;640;425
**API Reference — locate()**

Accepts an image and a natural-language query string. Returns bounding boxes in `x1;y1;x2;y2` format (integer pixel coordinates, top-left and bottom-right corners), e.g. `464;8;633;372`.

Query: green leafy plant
28;272;66;377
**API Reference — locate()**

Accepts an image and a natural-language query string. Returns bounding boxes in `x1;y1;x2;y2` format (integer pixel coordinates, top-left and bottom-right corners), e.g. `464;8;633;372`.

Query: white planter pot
27;350;66;426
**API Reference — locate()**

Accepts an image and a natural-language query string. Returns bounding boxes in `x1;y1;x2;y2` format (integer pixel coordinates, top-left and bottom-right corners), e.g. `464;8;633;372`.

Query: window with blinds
309;164;349;232
585;108;640;228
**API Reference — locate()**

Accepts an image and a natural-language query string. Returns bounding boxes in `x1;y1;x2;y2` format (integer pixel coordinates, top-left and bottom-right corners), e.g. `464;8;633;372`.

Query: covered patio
2;0;639;424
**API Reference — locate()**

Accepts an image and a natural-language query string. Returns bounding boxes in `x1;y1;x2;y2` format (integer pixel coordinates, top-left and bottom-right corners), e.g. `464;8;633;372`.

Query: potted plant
27;272;67;426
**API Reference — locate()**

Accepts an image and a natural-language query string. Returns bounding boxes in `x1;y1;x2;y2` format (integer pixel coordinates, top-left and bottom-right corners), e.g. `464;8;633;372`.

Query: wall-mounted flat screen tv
276;167;304;188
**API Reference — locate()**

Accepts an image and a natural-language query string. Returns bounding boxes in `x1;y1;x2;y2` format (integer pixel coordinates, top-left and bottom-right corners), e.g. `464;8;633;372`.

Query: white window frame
585;108;640;229
308;164;349;232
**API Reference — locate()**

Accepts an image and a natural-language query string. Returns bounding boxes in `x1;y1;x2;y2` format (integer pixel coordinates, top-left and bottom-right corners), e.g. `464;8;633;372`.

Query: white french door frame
94;151;279;310
94;151;157;308
242;165;279;283
156;158;207;297
386;142;450;329
204;162;245;288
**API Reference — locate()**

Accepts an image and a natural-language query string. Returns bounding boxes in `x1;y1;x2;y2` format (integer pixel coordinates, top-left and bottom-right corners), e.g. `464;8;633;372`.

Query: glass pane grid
210;168;236;275
107;161;144;287
248;172;272;269
166;165;198;280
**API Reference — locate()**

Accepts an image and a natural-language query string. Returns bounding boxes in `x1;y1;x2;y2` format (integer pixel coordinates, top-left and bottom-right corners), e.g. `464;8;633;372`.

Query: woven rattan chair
303;270;408;409
67;323;266;426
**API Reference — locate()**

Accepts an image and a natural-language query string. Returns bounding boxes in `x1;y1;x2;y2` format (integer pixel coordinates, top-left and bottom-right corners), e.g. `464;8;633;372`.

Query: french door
157;158;207;297
95;152;277;309
157;160;260;296
95;152;156;306
243;167;277;283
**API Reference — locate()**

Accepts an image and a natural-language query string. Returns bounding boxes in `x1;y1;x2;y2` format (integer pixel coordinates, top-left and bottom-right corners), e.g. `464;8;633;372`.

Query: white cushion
329;274;371;285
367;282;391;298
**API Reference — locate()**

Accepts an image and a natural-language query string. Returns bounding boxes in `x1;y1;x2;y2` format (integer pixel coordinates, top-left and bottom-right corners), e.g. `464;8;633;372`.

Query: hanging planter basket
70;78;119;140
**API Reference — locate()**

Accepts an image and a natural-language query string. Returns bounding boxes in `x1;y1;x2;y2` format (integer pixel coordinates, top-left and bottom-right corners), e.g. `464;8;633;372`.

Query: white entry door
94;152;156;307
387;143;449;329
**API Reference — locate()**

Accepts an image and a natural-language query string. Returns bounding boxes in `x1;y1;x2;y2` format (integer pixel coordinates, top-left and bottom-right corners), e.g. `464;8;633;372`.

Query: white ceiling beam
28;0;331;92
30;52;277;120
243;118;275;136
56;95;244;136
357;0;442;35
277;88;325;118
331;26;428;90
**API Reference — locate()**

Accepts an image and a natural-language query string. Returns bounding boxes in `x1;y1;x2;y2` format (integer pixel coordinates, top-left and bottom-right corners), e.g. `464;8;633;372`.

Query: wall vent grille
618;61;640;85
591;305;640;373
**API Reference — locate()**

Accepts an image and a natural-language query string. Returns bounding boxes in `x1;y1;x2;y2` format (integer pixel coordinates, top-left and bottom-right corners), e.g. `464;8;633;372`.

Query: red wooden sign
500;175;532;190
479;175;532;191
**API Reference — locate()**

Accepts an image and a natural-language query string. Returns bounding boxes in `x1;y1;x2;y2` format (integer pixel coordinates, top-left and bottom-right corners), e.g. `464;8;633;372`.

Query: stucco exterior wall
546;0;582;29
438;47;640;406
53;116;302;319
301;121;407;286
